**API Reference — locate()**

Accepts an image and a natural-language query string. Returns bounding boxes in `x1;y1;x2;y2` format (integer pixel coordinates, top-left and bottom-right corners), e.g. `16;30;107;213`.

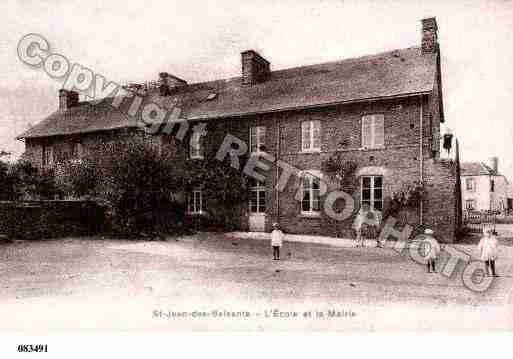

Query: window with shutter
301;120;321;152
361;114;385;149
189;131;204;159
250;126;266;153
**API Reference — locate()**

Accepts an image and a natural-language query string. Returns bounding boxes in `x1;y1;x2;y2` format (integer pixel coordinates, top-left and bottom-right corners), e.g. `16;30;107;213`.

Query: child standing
353;204;369;248
421;228;441;273
271;223;284;260
478;227;499;277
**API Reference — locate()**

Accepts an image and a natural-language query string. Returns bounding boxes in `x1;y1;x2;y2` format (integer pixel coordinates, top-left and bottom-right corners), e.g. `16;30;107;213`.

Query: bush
64;138;184;237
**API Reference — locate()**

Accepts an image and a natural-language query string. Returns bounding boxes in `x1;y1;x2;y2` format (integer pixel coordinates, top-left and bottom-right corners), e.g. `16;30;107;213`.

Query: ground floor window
187;189;203;214
249;187;266;214
301;173;321;214
465;199;476;210
361;176;383;211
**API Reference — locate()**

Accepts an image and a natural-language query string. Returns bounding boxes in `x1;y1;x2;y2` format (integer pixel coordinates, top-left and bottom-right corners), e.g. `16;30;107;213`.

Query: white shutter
250;127;257;153
259;126;266;151
373;114;385;147
312;121;321;150
361;116;372;148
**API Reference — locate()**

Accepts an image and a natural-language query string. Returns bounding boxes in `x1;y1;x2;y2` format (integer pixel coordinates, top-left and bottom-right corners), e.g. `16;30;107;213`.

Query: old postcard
1;0;513;346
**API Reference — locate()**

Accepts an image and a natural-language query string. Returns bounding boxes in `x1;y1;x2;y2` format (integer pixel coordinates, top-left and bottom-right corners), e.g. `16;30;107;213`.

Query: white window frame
187;189;204;215
42;145;53;167
360;176;383;212
466;199;476;210
249;183;266;214
189;131;204;159
250;126;266;154
466;178;475;192
300;172;322;215
361;114;385;149
301;120;321;152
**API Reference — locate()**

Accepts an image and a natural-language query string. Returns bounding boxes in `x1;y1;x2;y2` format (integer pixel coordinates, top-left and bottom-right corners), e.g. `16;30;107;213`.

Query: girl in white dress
477;227;499;277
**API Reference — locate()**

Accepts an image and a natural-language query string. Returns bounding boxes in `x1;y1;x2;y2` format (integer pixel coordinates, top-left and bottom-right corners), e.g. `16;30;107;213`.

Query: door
249;186;266;232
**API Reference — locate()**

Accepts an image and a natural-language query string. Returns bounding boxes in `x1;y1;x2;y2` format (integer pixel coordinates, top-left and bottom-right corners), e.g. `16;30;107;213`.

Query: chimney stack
59;89;79;110
421;17;438;54
241;50;270;85
159;72;187;96
489;156;499;174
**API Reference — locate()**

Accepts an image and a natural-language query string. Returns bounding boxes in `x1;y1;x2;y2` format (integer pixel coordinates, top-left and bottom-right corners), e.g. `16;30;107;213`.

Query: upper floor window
42;145;53;167
301;120;321;152
361;114;384;149
187;189;204;214
147;135;162;155
301;173;321;214
361;176;383;211
490;179;495;192
250;126;266;153
189;131;204;159
466;178;475;192
70;141;83;160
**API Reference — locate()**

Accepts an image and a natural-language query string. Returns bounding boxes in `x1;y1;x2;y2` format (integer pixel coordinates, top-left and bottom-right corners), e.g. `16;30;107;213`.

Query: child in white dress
477;227;499;277
271;223;284;260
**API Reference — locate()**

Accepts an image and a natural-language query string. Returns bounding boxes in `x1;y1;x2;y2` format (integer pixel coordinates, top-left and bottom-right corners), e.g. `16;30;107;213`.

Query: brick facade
18;17;461;242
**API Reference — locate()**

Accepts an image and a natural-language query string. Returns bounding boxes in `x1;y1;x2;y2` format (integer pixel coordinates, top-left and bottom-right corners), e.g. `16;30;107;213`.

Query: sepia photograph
1;0;513;351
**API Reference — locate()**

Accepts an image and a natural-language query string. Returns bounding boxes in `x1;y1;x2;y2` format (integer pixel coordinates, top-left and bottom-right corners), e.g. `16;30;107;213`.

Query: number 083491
17;344;48;353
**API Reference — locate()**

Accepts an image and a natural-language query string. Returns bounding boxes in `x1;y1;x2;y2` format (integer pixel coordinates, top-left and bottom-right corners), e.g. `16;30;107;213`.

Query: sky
1;0;512;178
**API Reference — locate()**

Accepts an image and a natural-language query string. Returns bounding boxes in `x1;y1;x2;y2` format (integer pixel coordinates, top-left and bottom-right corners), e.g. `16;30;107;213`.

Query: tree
8;160;62;200
0;160;17;201
65;138;184;236
183;159;249;230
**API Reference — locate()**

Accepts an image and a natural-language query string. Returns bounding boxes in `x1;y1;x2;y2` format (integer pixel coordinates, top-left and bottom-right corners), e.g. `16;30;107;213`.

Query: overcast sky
1;0;512;178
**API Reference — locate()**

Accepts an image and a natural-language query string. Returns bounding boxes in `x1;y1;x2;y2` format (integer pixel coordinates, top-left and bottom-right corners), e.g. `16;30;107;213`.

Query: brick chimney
421;17;438;54
241;50;270;85
59;89;79;110
159;72;187;96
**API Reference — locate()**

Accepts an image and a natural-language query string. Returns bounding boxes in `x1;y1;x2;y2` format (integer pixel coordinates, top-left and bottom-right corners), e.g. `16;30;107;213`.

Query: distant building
461;157;509;213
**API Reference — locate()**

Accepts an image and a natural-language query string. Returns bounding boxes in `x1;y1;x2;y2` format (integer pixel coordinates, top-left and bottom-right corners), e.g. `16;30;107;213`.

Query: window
42;145;53;167
70;142;83;159
466;178;475;192
361;176;383;211
361;114;384;149
189;131;204;159
187;190;203;214
250;126;266;153
301;120;321;152
301;173;321;214
490;179;495;192
249;180;266;214
466;199;476;210
147;135;162;155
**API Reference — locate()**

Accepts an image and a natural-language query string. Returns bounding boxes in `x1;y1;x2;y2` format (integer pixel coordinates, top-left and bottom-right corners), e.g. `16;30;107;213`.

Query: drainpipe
419;96;424;225
275;116;281;225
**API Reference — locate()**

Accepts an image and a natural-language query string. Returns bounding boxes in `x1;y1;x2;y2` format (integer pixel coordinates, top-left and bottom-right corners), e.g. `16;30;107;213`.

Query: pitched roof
460;162;497;176
18;46;438;139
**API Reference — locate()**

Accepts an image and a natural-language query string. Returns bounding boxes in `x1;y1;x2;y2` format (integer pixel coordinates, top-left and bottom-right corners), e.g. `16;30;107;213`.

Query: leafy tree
55;159;99;198
0;160;18;201
8;160;62;200
183;159;249;230
66;138;184;236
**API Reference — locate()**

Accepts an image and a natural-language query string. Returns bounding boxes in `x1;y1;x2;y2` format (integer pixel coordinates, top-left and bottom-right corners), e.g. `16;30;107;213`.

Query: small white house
461;157;509;213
